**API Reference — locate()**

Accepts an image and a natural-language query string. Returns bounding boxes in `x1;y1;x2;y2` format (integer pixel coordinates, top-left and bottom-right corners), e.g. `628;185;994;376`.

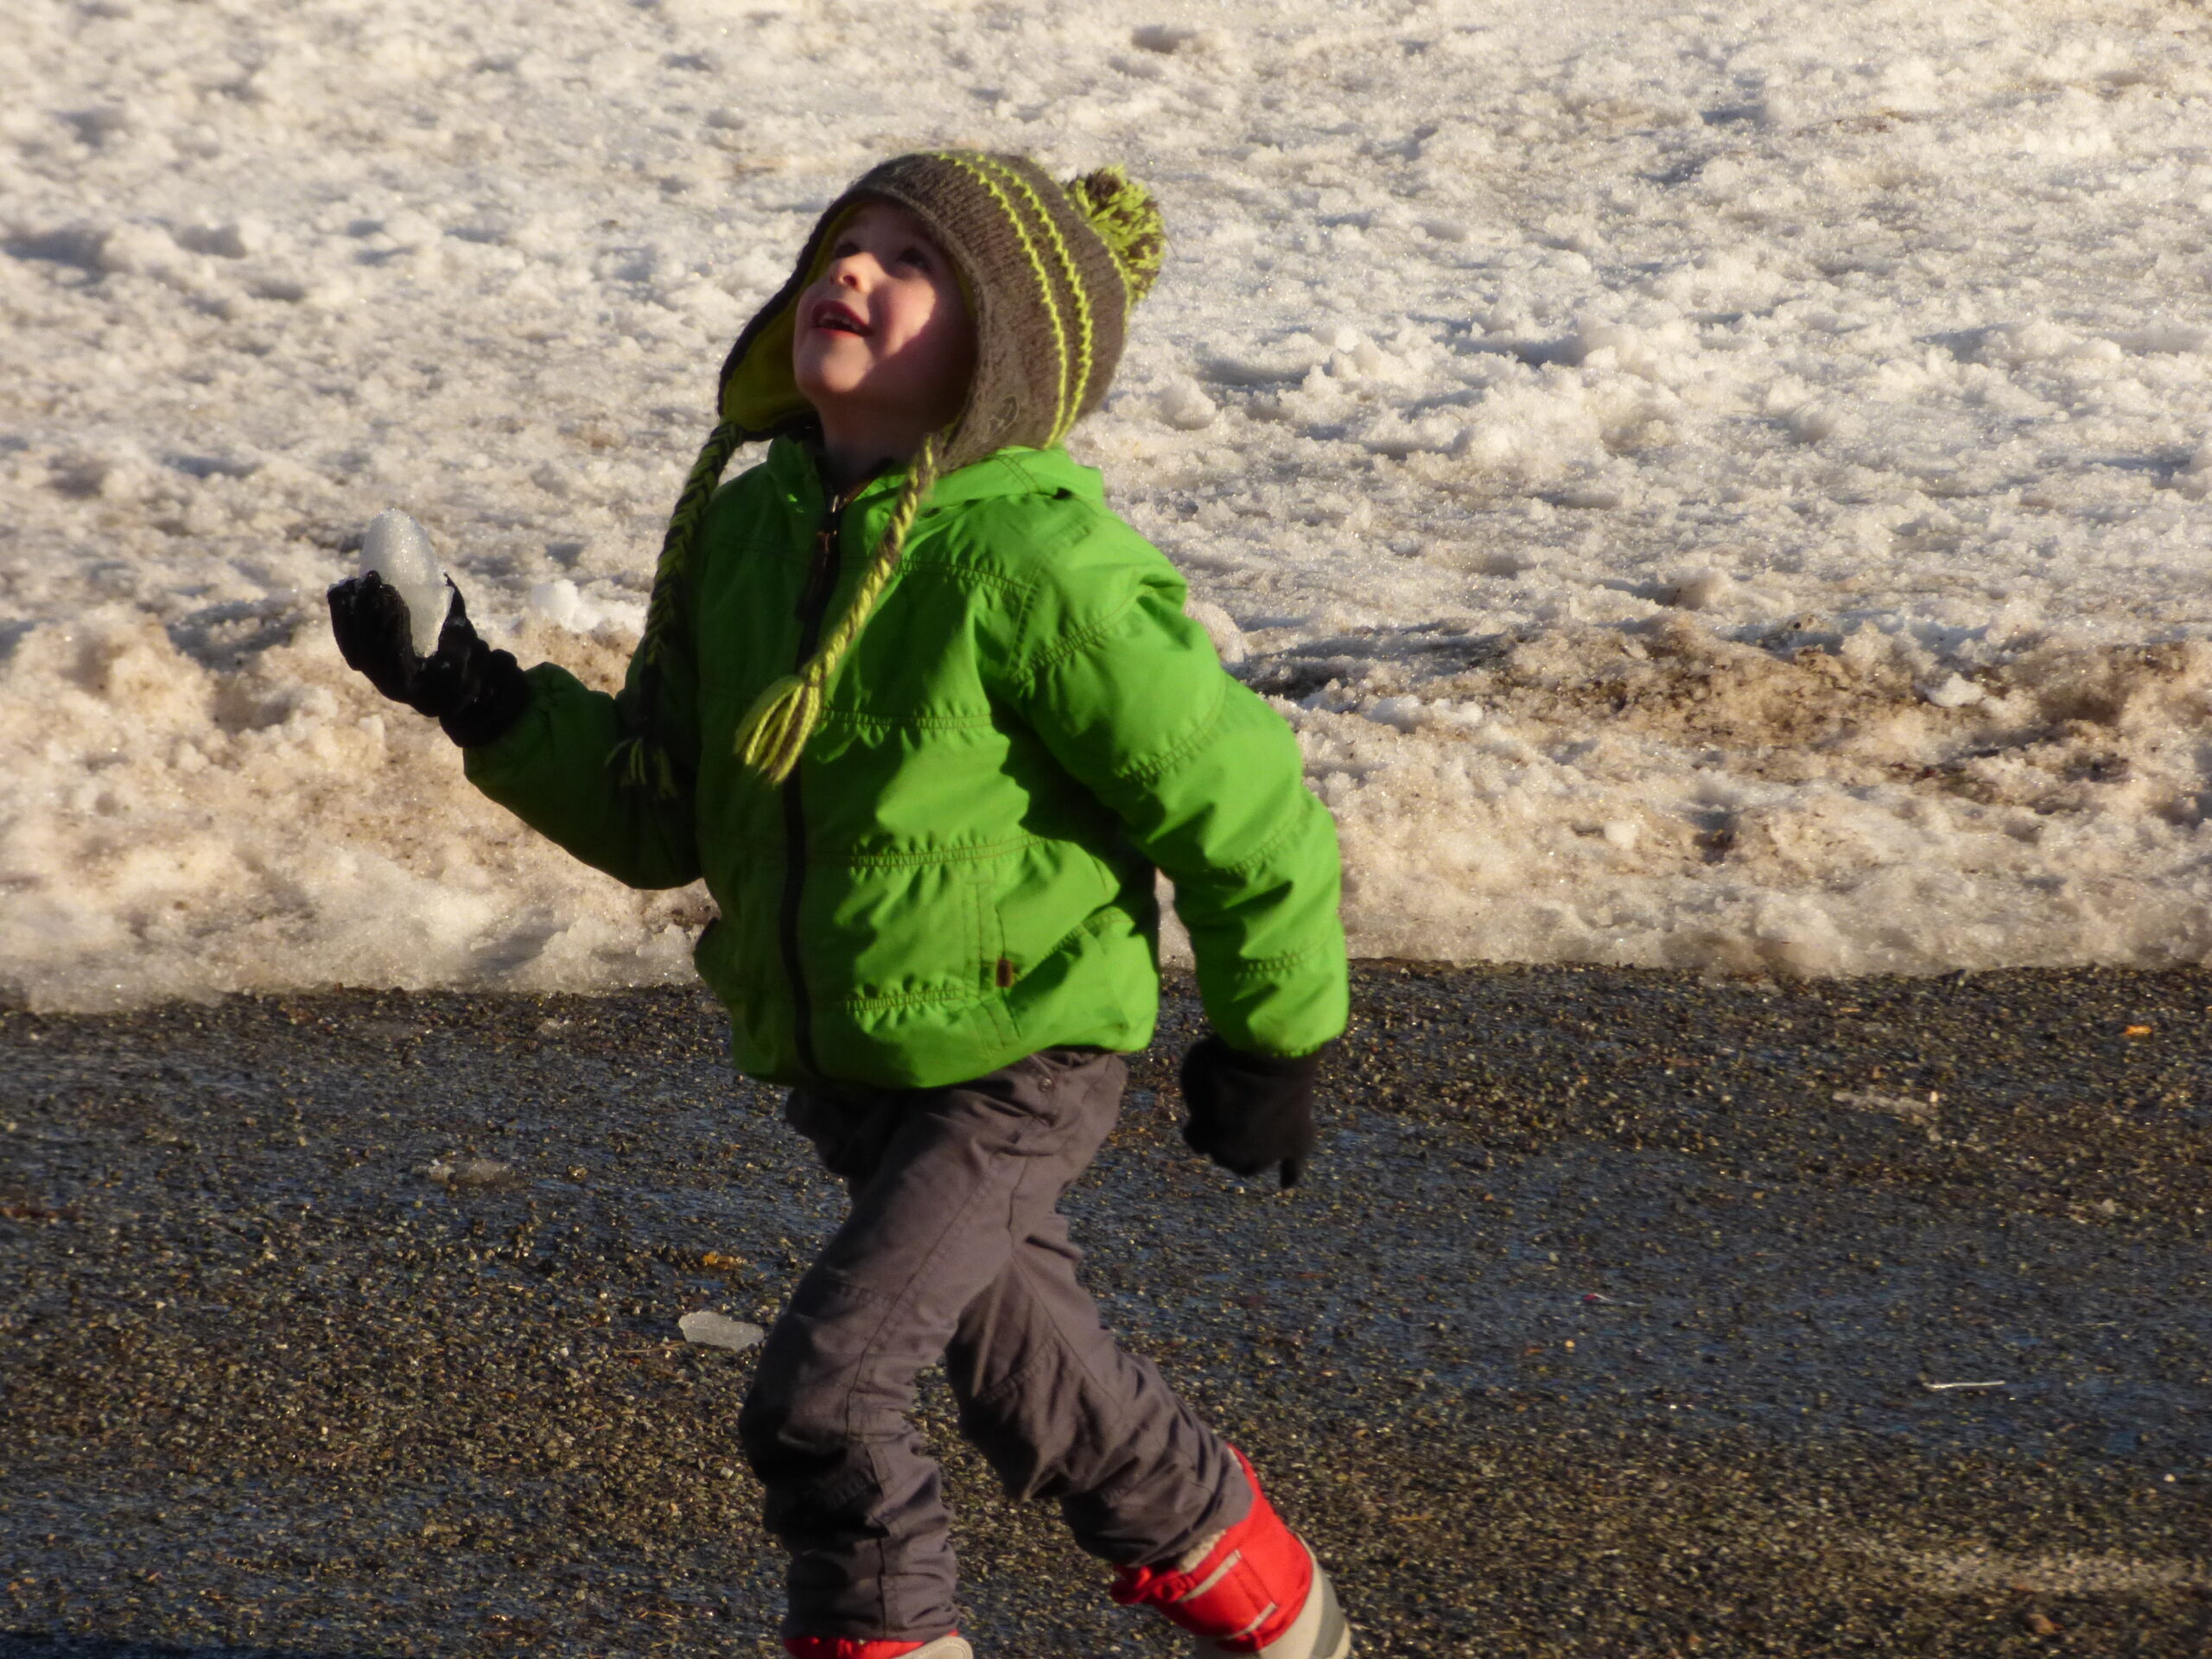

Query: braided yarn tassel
735;437;941;784
612;418;746;794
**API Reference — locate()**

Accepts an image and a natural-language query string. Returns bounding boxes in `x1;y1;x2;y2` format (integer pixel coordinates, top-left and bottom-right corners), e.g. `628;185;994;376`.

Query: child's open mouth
811;302;870;336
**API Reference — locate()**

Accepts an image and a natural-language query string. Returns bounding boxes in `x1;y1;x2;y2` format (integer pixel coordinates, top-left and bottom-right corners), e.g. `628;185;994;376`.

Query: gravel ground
3;963;2209;1658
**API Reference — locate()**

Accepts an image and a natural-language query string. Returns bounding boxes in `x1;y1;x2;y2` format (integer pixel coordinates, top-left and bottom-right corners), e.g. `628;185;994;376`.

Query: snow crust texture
5;0;2212;1007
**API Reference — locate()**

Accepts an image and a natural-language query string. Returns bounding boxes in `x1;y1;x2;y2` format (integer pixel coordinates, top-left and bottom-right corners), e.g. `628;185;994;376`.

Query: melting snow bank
6;601;2211;1010
5;0;2212;1005
1268;616;2212;978
0;609;709;1012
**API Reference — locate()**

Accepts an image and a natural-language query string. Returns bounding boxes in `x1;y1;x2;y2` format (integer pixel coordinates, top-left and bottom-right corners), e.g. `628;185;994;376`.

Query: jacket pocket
814;855;999;1010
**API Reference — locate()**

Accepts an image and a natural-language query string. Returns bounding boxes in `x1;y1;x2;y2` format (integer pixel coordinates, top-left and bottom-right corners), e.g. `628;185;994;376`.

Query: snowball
359;511;449;656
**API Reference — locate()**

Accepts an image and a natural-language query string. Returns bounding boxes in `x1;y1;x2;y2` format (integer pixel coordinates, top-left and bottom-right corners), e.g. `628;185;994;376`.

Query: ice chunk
1662;570;1732;612
528;578;587;631
359;509;449;656
425;1155;512;1186
1367;696;1426;732
1156;378;1218;431
1919;674;1984;709
1834;1089;1940;1128
1185;598;1247;664
679;1311;764;1352
2178;441;2212;500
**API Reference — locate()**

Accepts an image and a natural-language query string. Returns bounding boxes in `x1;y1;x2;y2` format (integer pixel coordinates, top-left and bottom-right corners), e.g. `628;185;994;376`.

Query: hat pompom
1064;166;1165;302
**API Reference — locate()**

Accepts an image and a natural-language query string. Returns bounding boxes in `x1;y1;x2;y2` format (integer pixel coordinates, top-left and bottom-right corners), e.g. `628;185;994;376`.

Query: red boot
1111;1447;1351;1658
783;1638;971;1659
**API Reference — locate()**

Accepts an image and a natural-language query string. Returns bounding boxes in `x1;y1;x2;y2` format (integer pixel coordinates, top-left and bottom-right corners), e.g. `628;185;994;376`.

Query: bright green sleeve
461;635;702;893
1001;532;1348;1058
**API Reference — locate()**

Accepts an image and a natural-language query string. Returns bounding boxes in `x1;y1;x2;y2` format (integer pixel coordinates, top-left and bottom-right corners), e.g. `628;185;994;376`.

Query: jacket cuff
1216;1039;1327;1081
441;650;533;748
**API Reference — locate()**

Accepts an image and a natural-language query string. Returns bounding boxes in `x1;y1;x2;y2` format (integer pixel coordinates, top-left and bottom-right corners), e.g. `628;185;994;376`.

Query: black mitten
327;571;531;747
327;568;429;705
1179;1034;1326;1189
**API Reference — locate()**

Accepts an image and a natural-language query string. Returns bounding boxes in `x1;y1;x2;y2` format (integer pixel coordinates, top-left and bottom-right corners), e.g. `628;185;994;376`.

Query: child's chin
793;353;875;399
792;365;854;405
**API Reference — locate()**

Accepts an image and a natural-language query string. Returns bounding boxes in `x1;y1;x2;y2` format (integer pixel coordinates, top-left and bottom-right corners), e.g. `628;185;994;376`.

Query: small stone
678;1311;764;1353
1832;1089;1939;1127
424;1157;512;1187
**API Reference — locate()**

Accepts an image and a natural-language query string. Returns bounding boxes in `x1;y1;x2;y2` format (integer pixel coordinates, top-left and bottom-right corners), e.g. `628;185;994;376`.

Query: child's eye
895;245;932;269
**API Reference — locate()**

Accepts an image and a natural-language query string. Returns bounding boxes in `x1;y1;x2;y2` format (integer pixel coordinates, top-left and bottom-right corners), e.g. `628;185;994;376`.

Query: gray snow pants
737;1046;1250;1643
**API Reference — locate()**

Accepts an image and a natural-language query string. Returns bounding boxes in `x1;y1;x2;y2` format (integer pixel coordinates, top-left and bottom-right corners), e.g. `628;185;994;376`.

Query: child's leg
939;1082;1350;1657
943;1205;1249;1566
739;1048;1240;1644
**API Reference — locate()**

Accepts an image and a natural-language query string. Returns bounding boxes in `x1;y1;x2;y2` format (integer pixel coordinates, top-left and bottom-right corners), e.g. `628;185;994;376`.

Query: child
328;151;1351;1659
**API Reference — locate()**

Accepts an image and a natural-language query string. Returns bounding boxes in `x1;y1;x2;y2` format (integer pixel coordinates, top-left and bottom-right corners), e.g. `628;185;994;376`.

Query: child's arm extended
1002;531;1348;1064
328;563;702;890
459;640;704;892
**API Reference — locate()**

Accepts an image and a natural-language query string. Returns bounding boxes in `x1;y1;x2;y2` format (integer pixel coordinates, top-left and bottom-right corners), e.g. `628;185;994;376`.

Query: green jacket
465;439;1346;1090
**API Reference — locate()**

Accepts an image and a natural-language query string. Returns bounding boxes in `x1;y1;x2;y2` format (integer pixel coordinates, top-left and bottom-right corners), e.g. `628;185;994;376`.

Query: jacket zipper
779;485;852;1079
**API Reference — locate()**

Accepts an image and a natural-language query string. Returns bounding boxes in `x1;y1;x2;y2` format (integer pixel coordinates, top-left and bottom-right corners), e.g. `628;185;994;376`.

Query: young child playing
328;151;1350;1659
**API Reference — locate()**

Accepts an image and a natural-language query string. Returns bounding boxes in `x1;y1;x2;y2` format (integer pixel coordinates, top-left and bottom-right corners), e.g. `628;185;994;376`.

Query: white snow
4;0;2212;1007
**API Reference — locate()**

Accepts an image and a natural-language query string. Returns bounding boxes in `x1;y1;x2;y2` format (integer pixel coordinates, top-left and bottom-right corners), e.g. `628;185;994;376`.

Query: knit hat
615;151;1166;792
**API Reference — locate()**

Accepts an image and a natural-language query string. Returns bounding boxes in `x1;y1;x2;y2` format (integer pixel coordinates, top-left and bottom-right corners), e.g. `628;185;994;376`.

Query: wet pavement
2;963;2209;1656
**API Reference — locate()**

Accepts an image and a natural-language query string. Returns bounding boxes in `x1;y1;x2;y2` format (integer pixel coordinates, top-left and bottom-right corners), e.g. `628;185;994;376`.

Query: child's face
791;200;973;438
